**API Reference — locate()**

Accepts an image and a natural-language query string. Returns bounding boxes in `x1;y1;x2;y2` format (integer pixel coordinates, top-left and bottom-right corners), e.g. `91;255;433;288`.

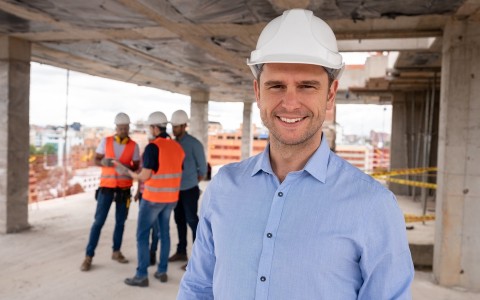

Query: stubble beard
260;110;323;147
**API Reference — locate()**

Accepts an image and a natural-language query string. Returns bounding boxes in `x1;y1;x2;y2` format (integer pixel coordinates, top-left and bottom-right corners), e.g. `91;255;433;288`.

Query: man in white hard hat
125;111;185;287
178;9;413;300
81;112;140;272
168;110;207;271
133;120;171;267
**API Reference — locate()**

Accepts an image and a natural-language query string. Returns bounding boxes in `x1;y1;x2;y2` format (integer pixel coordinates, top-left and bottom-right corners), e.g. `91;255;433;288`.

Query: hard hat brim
247;57;345;80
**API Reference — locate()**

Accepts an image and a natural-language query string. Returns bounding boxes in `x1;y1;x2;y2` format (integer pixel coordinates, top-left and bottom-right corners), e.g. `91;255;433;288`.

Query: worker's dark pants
86;188;129;257
139;193;159;253
174;186;200;255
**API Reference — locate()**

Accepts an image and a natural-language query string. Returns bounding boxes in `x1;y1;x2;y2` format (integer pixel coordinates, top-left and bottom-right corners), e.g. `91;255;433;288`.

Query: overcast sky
29;52;391;135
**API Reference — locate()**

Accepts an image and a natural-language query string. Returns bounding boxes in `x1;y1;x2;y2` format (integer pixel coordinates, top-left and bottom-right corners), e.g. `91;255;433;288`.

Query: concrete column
0;37;31;233
241;102;253;160
389;92;409;195
189;90;209;151
434;19;480;291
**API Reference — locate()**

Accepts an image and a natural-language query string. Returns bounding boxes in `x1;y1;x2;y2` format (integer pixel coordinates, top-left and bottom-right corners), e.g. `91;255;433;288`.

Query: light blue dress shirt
177;133;207;190
178;137;414;300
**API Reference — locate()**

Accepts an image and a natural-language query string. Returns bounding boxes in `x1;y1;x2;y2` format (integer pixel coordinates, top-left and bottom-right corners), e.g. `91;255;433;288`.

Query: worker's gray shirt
177;133;207;190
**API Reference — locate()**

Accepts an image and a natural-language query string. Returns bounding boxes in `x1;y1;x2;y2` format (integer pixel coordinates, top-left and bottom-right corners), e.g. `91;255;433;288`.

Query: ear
253;79;261;108
326;80;339;110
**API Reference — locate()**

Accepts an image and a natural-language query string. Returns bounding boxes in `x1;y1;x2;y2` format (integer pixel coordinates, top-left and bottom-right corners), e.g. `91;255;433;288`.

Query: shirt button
266;233;273;238
260;276;266;282
278;192;283;197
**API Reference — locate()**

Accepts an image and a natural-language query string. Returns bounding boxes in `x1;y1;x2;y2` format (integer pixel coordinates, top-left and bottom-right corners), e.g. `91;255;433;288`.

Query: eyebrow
264;80;284;87
298;80;321;86
263;80;322;86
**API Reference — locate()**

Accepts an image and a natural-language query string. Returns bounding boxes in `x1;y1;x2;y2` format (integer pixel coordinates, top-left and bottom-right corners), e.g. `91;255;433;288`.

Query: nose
281;88;301;111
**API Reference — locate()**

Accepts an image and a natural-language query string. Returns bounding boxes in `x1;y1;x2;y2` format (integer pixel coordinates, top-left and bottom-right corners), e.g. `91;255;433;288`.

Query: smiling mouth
278;116;305;124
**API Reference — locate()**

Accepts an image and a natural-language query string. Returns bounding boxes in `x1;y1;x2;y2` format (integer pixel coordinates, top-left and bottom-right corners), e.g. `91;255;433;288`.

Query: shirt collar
251;145;274;176
303;136;330;183
251;136;330;183
177;132;189;142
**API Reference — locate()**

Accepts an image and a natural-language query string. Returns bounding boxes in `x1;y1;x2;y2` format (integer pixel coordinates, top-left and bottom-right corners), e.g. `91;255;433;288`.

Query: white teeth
279;117;303;123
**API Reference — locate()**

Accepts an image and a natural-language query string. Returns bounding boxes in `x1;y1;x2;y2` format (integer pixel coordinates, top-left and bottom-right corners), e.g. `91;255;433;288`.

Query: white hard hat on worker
170;110;189;126
114;112;130;125
247;9;344;80
114;112;130;139
147;111;168;127
146;111;168;141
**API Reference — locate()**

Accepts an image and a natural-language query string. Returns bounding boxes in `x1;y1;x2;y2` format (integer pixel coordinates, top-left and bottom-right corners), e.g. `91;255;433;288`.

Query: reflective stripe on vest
144;186;181;193
99;136;136;188
150;173;182;179
143;137;185;203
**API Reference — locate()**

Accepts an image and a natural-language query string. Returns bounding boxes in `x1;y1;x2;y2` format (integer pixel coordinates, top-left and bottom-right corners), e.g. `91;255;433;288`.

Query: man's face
116;124;129;139
254;63;338;147
148;125;156;140
172;124;186;138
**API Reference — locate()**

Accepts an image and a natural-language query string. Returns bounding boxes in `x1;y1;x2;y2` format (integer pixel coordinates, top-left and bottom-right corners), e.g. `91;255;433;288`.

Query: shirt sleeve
358;192;414;299
95;137;106;155
193;139;208;177
142;143;159;173
132;143;140;161
177;181;215;300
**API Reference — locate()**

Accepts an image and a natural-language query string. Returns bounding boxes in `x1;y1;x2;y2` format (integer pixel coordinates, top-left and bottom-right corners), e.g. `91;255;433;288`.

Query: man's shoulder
329;151;390;194
100;136;112;143
144;142;158;154
185;133;202;145
127;137;138;146
216;153;262;178
161;137;185;151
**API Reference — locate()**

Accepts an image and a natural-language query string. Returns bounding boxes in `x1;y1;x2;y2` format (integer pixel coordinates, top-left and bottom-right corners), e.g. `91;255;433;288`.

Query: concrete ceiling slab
0;0;473;102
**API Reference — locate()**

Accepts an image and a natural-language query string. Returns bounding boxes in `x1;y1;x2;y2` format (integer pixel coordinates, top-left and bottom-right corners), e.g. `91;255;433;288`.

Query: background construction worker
178;9;413;299
81;112;140;272
124;111;185;287
133;125;171;266
168;110;207;271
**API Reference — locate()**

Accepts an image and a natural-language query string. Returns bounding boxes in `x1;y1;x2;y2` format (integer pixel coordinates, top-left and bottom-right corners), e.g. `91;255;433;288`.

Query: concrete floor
0;184;478;300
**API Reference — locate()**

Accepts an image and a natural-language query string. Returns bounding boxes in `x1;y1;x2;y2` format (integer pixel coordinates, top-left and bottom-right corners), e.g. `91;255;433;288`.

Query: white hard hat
247;9;344;79
147;111;168;126
114;112;130;125
170;110;189;126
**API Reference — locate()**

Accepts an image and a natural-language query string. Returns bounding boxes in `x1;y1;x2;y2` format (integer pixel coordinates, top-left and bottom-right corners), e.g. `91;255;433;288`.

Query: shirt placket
254;181;291;300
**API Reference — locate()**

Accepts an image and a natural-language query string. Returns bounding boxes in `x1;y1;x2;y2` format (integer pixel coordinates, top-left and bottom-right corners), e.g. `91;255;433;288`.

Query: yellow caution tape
383;177;437;189
404;214;435;223
369;167;437;189
370;167;437;178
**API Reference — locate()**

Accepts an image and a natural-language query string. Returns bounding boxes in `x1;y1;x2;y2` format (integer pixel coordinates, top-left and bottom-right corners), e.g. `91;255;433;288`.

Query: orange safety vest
143;137;185;203
99;136;136;188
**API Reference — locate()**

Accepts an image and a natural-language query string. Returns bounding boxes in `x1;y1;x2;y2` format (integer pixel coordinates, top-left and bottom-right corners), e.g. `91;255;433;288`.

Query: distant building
208;126;268;166
335;129;391;172
70;167;101;193
208;121;223;135
335;144;390;172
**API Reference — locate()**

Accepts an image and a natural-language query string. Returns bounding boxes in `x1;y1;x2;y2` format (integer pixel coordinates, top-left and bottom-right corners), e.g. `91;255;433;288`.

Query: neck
176;131;186;140
269;133;322;183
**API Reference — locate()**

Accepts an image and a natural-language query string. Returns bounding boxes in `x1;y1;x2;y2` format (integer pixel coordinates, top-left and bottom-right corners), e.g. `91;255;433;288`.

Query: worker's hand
127;169;137;179
100;157;114;167
113;161;130;176
198;175;204;182
134;192;140;202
